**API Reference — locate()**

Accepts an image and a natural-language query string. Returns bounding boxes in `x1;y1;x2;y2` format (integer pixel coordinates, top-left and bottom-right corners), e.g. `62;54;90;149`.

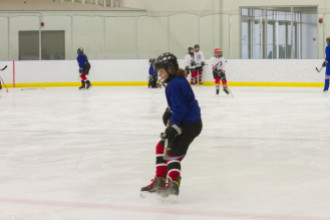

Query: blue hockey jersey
165;77;201;125
77;54;88;69
325;45;330;75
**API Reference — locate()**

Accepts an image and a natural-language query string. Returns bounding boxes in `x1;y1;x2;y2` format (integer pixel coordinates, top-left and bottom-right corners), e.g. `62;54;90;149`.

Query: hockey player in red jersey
209;48;229;95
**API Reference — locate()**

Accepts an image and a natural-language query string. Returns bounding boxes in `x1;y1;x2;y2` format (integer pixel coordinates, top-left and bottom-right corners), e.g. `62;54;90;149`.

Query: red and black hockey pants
154;120;202;182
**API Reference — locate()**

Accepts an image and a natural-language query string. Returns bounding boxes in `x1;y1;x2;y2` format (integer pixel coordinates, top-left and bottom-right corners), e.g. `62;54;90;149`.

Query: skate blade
140;191;158;198
158;194;179;203
140;191;178;202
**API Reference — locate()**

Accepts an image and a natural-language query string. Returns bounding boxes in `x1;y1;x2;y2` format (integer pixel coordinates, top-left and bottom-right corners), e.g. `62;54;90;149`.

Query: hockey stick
316;66;324;73
162;137;183;161
162;117;171;160
227;87;234;98
163;138;170;160
0;65;7;71
0;76;8;93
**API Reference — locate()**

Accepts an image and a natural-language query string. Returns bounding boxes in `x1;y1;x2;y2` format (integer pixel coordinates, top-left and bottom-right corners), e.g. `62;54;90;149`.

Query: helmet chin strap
159;76;170;87
159;73;175;86
159;76;165;84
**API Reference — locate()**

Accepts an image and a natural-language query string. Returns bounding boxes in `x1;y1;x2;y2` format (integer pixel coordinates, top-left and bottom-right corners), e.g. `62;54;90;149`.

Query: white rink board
1;59;326;84
0;61;14;84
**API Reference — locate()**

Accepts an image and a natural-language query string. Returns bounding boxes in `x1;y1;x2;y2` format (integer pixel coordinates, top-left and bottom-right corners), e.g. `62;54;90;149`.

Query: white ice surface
0;86;330;220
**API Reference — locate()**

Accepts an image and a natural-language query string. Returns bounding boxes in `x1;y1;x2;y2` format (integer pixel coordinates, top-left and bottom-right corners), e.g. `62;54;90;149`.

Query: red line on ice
0;197;328;220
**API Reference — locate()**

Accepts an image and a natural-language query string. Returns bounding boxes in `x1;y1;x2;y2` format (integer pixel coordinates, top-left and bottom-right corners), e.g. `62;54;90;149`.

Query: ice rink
0;86;330;220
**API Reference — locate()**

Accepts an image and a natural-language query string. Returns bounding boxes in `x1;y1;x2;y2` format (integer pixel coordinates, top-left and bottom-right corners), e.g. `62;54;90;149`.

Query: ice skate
79;80;85;90
86;80;91;89
216;88;219;95
223;87;229;95
141;177;166;194
158;177;181;197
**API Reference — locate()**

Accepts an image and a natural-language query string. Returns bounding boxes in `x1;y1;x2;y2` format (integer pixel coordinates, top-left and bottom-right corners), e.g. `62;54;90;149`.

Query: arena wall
0;59;324;88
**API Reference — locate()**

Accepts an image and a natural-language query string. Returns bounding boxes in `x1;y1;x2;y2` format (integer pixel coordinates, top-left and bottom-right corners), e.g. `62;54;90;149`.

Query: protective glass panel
241;21;249;59
19;31;39;60
0;17;8;60
253;21;261;59
278;23;287;58
266;23;274;59
10;16;39;60
200;15;216;58
105;17;136;59
136;16;168;59
168;13;199;58
72;16;104;59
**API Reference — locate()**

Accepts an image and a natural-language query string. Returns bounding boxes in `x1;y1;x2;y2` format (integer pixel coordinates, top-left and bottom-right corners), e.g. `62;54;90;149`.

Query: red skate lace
149;178;167;190
163;179;179;188
149;178;157;191
163;182;169;188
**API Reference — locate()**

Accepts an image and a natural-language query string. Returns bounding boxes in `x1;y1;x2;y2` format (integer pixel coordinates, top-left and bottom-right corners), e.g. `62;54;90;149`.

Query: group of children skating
184;44;205;85
76;45;230;95
148;45;230;95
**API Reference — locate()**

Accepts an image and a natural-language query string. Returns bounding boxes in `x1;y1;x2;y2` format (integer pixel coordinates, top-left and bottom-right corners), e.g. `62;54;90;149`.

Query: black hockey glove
161;124;182;140
322;60;328;67
185;66;190;75
212;69;220;79
219;70;226;79
162;107;172;126
191;60;196;66
200;62;205;71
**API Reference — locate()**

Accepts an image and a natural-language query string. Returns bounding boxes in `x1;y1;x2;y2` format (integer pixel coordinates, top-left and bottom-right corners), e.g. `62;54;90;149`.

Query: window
241;7;317;59
19;30;65;60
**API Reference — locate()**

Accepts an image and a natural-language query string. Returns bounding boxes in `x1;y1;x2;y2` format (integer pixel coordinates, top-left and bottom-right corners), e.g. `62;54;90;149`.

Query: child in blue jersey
141;52;202;197
148;58;158;88
77;47;91;89
323;37;330;93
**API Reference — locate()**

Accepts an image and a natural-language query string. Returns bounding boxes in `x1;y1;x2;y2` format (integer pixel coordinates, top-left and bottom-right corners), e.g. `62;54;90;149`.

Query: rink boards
0;59;325;88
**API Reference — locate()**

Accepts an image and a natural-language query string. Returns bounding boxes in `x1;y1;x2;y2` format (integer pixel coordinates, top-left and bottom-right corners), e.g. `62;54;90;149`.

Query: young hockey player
148;58;158;88
323;37;330;93
194;44;205;85
77;47;91;90
184;47;197;84
141;52;202;197
209;48;229;95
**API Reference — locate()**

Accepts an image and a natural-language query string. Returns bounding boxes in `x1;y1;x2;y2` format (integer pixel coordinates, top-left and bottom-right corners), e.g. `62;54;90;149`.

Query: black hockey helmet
194;44;200;49
154;52;178;75
149;58;155;64
77;47;84;55
327;37;330;44
188;47;193;52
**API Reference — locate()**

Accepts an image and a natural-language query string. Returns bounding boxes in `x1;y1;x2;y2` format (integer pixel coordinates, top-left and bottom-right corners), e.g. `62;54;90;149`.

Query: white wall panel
9;59;325;84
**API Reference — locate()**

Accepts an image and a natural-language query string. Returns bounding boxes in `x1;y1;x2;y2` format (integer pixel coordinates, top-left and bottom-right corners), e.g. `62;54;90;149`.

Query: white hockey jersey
209;56;226;72
184;54;196;70
194;51;205;67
